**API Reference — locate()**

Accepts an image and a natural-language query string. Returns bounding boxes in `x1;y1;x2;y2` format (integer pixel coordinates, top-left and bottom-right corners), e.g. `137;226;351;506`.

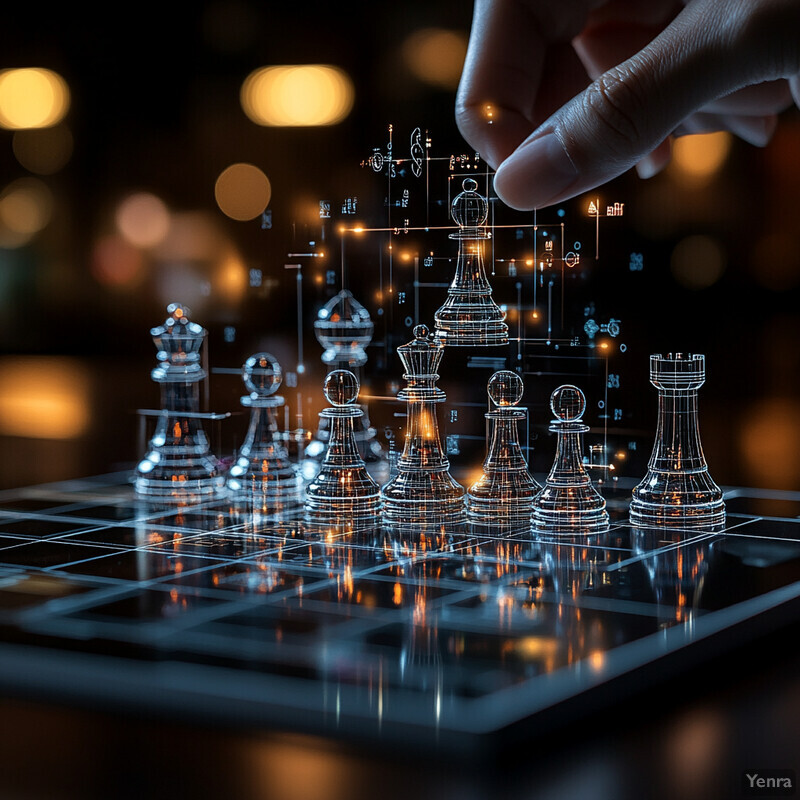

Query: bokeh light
240;65;354;127
215;251;248;304
750;231;800;291
739;397;800;490
0;68;70;129
215;163;271;221
91;234;146;288
401;28;468;90
670;234;726;290
670;132;732;184
115;192;171;248
0;178;53;248
12;124;73;174
0;357;90;439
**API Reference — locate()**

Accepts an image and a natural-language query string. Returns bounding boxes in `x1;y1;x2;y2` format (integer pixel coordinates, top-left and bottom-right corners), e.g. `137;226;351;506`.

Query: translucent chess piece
434;178;508;346
305;289;386;479
134;303;225;503
381;324;466;527
226;352;304;517
532;385;609;534
467;370;541;529
630;353;725;529
305;369;381;528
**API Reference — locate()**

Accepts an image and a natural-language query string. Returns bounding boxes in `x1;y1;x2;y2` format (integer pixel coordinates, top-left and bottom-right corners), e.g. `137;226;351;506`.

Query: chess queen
381;324;465;528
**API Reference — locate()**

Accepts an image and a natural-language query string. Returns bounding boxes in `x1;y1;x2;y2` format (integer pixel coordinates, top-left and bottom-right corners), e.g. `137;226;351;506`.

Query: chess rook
467;370;541;528
532;385;609;534
434;178;508;347
227;352;303;516
305;370;381;528
381;324;465;527
134;303;225;503
630;353;725;529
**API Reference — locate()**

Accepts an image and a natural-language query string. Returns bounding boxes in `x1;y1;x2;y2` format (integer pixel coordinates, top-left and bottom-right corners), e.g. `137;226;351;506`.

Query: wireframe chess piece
467;370;541;529
532;385;609;534
305;289;387;479
630;353;725;529
434;178;508;346
305;369;381;528
381;324;465;527
226;352;304;517
134;303;225;503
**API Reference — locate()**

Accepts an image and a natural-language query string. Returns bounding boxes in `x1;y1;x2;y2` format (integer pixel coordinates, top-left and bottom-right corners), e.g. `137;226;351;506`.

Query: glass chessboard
0;472;799;752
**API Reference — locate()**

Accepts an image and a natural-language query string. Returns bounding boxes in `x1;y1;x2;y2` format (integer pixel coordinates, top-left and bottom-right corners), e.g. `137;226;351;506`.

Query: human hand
456;0;800;210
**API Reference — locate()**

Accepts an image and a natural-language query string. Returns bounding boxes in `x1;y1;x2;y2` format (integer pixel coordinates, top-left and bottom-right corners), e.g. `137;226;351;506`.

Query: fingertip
493;132;581;211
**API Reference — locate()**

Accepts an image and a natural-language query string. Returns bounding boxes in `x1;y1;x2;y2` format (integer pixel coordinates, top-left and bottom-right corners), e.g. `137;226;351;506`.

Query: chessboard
0;471;799;754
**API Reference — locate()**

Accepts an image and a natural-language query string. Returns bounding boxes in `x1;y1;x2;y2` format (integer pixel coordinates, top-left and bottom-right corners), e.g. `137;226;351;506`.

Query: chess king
134;303;225;503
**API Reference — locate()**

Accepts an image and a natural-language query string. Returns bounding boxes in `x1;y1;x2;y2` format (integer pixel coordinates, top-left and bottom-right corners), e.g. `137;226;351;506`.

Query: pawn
467;371;541;529
305;370;381;528
532;385;609;534
227;353;304;517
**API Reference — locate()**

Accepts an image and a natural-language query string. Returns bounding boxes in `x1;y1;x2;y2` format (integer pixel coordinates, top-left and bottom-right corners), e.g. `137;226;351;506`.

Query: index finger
456;0;593;168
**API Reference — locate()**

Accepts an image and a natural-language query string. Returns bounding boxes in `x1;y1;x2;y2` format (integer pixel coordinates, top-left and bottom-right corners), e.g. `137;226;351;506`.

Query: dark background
1;0;799;492
1;4;800;799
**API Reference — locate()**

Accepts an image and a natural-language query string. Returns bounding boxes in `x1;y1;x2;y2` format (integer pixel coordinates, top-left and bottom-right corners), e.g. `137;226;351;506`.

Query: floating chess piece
134;303;225;503
467;370;541;529
227;352;303;517
630;353;725;529
305;370;381;528
434;178;508;346
532;385;609;534
381;324;465;527
305;289;387;479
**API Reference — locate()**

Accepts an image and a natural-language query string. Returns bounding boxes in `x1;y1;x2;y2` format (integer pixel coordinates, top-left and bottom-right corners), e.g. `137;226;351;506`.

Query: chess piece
227;352;304;517
467;370;541;528
305;369;381;528
630;353;725;529
381;324;465;527
305;289;387;479
134;303;225;503
533;385;609;534
434;178;508;346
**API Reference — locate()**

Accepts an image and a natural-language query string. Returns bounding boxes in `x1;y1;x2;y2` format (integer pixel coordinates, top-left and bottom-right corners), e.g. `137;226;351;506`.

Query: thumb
493;1;771;210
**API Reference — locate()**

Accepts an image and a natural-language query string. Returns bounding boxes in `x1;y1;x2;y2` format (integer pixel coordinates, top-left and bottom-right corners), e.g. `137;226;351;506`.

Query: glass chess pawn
304;369;381;529
226;352;304;517
629;353;725;530
467;370;541;530
433;178;508;347
304;289;387;481
134;303;225;503
532;384;609;534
